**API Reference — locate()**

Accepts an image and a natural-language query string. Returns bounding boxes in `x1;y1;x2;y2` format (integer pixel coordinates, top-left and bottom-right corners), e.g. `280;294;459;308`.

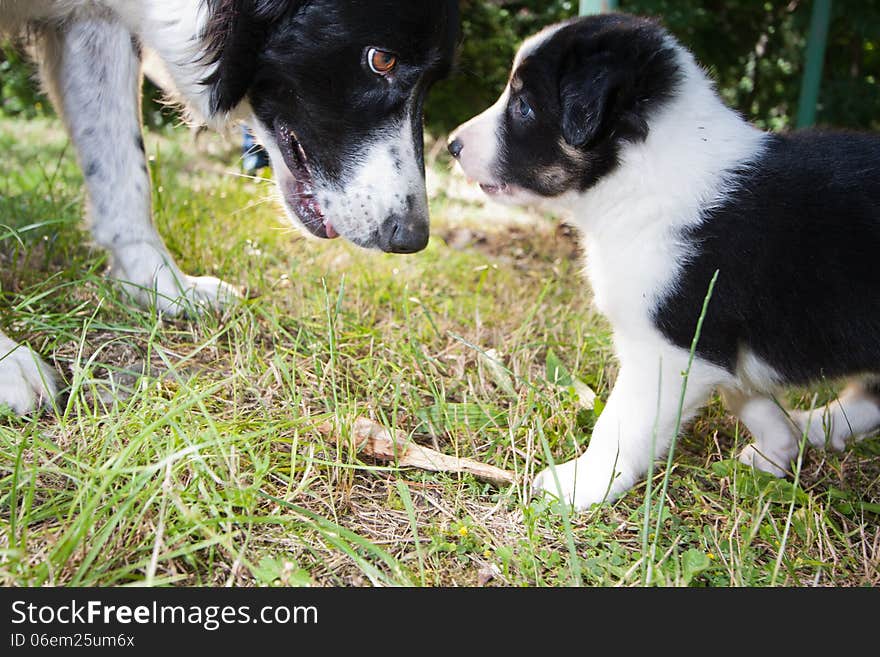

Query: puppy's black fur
656;131;880;385
499;15;680;196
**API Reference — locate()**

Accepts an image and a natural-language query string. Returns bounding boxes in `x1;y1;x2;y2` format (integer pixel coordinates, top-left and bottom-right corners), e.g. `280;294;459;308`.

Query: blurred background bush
2;0;877;134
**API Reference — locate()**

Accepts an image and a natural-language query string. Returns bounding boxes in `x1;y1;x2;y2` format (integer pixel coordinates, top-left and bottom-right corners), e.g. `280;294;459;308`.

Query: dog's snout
379;214;430;254
448;138;464;159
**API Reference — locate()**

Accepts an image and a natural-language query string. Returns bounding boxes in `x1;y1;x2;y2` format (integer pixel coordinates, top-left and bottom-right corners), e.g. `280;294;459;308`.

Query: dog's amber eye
367;48;398;75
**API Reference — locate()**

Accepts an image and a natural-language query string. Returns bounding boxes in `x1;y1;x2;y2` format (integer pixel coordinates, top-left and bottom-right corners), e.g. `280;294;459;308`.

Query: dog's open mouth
274;119;339;240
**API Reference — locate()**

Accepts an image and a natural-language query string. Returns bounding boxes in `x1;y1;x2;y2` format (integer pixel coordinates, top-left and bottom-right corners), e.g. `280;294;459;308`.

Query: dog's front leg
36;14;238;315
0;331;57;414
534;347;719;510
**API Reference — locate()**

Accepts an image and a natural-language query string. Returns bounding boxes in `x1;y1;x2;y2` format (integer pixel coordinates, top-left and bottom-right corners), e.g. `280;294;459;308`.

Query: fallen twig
317;417;516;488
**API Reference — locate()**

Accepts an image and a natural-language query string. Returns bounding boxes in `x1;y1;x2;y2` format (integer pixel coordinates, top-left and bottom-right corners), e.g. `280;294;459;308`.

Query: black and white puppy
449;14;880;510
0;0;459;414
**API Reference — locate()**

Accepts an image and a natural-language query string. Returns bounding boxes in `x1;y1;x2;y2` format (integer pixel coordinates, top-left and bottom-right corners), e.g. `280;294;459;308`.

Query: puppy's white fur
454;34;877;510
794;384;880;451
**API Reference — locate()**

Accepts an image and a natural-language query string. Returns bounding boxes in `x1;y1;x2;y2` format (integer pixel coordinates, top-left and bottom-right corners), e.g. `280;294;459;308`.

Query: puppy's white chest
584;202;684;334
584;232;677;335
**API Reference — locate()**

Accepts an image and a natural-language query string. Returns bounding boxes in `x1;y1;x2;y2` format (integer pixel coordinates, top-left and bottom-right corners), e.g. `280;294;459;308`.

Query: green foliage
0;42;48;118
425;0;576;133
625;0;880;131
0;41;183;128
426;0;880;133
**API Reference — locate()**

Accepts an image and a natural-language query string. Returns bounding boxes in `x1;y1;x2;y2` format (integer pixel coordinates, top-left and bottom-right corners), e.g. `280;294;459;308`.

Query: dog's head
205;0;459;253
448;14;680;207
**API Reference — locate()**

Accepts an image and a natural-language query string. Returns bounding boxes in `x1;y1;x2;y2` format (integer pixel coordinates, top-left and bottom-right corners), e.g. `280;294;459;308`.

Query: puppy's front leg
534;348;718;510
36;14;238;315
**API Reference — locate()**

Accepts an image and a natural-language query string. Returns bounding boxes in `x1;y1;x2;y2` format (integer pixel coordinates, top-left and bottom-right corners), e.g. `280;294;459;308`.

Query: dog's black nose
448;139;464;159
379;214;430;254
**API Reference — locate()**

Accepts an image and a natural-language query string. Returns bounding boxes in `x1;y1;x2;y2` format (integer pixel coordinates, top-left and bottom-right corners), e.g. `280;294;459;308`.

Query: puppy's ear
203;0;292;115
559;58;616;148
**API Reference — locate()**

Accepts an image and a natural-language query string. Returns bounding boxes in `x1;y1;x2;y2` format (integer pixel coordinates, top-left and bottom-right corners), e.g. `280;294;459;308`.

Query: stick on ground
317;417;516;488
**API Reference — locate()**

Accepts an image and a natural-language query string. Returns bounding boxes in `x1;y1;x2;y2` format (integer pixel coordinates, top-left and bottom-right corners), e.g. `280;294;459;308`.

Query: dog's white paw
153;271;241;316
533;458;613;511
0;337;58;415
111;242;240;316
737;443;791;478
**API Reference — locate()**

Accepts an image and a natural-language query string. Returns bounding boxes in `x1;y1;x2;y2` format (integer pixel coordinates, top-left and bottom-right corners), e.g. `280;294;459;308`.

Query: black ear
560;60;616;148
203;0;292;115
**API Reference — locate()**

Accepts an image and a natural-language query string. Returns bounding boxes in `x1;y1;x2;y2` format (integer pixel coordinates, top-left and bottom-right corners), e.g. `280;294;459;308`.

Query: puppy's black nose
448;138;464;159
379;214;430;254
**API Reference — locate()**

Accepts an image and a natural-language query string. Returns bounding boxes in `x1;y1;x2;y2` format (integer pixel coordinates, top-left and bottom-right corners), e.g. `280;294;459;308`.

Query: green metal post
579;0;619;16
796;0;832;128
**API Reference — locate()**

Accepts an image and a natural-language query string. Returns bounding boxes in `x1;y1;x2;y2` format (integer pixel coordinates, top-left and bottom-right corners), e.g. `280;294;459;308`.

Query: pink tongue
325;221;339;239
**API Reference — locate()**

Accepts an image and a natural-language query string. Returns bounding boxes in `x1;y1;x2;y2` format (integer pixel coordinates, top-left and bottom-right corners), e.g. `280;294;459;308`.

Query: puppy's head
448;14;680;207
205;0;459;253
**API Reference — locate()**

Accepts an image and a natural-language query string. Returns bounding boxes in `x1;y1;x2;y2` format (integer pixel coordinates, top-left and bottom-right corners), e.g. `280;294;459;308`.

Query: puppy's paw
533;458;607;511
737;443;790;478
790;398;876;453
0;338;57;415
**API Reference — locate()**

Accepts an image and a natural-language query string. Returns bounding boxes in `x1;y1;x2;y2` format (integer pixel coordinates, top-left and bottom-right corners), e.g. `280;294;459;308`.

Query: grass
1;116;879;587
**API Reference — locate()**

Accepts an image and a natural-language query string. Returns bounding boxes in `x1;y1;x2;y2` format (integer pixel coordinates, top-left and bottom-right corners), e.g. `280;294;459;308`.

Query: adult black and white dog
0;0;459;415
449;14;880;510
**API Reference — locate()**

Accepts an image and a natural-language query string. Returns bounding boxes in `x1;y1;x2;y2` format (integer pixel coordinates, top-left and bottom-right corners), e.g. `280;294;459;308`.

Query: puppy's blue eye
518;97;534;119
